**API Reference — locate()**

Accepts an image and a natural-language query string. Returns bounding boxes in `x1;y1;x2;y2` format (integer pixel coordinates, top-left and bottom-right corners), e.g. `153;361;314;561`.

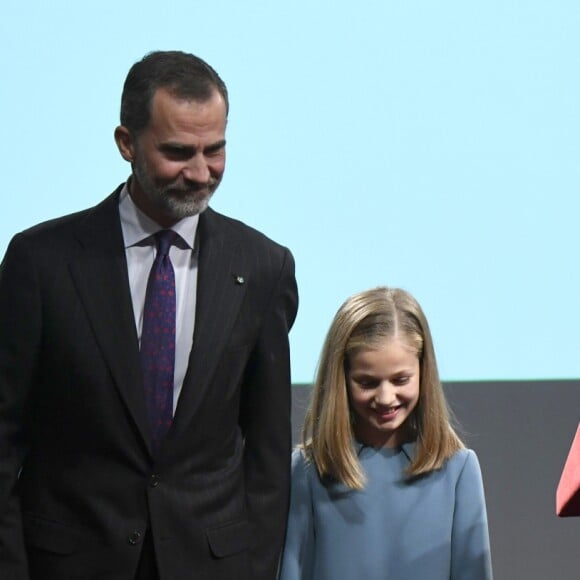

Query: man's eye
167;150;187;159
205;146;225;158
161;146;192;160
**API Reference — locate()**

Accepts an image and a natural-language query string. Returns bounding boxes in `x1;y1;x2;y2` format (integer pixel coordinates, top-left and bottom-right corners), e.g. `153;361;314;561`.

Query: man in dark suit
0;51;298;580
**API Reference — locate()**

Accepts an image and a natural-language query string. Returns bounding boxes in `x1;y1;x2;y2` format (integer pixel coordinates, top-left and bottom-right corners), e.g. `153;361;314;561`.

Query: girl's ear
114;126;135;162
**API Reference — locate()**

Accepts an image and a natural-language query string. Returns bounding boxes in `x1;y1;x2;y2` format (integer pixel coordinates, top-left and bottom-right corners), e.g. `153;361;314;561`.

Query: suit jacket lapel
171;208;247;434
68;190;152;451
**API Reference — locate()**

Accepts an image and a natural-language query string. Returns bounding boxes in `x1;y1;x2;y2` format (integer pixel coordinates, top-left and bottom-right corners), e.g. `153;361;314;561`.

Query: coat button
150;474;160;488
128;530;142;545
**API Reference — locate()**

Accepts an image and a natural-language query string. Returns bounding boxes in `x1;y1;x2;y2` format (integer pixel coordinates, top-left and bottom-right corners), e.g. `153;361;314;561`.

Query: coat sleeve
239;246;298;579
0;234;42;579
451;450;493;580
278;449;315;580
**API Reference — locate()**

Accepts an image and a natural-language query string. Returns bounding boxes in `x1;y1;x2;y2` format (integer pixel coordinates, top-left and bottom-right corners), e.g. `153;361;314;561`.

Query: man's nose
183;155;210;183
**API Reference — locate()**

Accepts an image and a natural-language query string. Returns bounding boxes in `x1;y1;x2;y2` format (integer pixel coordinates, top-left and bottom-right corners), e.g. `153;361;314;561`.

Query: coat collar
167;207;248;446
69;187;151;453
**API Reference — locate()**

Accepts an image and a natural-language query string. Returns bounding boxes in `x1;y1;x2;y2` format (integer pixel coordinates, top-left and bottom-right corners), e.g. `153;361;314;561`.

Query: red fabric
557;422;580;517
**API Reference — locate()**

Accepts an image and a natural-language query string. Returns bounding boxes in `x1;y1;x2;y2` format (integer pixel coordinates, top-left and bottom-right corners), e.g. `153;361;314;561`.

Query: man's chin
164;194;212;219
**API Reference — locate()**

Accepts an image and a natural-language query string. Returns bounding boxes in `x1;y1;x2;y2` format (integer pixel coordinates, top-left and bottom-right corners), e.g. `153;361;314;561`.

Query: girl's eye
355;378;379;389
393;376;410;386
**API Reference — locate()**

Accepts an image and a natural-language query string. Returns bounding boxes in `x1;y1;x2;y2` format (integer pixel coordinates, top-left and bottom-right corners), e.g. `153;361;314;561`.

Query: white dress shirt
118;184;199;413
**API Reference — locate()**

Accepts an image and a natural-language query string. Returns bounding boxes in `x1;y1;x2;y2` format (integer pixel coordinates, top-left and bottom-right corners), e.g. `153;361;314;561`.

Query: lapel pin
235;275;245;285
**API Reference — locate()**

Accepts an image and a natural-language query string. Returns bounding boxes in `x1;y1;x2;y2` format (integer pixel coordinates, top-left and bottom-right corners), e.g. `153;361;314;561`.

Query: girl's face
347;336;420;448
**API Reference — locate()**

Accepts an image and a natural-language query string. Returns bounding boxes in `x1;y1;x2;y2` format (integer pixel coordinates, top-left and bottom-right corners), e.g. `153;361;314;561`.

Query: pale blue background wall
2;1;579;383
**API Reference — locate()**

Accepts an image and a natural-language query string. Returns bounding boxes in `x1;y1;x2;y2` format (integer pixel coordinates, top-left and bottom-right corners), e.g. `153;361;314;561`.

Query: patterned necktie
140;229;178;452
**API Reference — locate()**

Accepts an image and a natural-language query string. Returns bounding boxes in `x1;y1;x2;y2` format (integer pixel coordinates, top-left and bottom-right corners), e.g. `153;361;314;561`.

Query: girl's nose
374;382;396;406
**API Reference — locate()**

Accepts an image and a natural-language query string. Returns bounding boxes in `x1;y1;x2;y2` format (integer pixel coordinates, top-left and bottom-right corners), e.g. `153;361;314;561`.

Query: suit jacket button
150;474;160;487
128;530;142;545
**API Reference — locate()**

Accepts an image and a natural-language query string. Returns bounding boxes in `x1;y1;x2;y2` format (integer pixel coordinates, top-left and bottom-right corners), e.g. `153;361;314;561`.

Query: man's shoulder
15;189;120;242
19;207;93;239
202;206;290;253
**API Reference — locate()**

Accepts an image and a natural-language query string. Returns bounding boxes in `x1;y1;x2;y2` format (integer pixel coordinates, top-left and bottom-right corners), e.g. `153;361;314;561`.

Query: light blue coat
279;444;492;580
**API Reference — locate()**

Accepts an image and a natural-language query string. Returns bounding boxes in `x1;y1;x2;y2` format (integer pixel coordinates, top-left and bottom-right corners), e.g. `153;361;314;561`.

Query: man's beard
133;157;218;220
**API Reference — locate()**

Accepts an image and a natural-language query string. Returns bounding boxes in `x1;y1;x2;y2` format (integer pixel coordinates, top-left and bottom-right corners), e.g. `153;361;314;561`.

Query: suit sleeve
451;450;493;580
239;247;298;579
278;449;315;580
0;234;41;578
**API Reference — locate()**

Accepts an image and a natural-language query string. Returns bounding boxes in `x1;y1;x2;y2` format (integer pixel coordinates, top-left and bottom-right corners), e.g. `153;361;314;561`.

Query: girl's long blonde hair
302;287;464;489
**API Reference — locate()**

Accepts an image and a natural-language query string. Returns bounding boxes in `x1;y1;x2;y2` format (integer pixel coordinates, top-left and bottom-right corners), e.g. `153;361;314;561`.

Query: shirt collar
118;182;199;249
354;438;416;461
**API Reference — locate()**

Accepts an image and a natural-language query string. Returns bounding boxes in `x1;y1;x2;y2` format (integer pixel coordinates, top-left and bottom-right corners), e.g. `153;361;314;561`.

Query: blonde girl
279;287;492;580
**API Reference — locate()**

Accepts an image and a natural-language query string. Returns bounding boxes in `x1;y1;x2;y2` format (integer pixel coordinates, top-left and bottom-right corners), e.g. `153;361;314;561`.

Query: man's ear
114;125;135;162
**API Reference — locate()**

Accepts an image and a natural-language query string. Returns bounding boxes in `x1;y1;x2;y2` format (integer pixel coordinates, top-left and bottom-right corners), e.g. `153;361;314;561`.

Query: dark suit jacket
0;188;298;580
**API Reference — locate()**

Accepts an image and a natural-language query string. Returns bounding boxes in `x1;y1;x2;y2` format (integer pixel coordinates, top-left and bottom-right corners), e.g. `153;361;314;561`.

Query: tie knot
154;230;178;258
